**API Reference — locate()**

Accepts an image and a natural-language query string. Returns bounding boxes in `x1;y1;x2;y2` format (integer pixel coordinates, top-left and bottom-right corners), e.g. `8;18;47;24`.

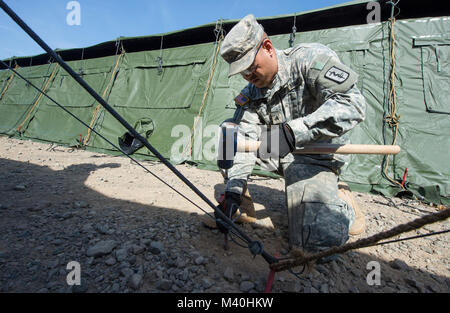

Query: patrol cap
220;14;264;77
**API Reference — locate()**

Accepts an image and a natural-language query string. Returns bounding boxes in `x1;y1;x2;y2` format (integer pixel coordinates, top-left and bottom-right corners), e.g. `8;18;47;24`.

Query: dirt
0;135;448;293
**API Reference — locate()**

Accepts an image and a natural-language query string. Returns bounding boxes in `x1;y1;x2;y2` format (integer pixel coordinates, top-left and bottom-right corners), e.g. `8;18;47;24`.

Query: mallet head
217;122;239;169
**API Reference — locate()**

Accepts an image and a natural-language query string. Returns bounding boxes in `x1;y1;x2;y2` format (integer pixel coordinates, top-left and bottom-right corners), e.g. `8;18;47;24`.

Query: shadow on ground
0;157;448;293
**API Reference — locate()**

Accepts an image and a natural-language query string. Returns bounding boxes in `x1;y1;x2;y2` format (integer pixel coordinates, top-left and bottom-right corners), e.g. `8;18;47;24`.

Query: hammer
217;122;401;169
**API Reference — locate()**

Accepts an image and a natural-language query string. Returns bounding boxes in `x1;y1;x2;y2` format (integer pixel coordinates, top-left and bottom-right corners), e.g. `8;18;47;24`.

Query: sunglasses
240;37;266;77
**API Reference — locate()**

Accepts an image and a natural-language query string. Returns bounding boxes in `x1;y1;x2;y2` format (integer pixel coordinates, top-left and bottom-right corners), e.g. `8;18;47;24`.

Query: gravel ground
0;135;448;293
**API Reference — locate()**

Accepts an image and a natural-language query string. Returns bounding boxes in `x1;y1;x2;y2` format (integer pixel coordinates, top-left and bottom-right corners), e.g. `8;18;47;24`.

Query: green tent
0;0;449;205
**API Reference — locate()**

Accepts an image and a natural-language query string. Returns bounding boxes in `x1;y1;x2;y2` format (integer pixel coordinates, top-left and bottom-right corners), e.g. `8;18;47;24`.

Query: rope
16;63;60;132
84;47;125;145
271;208;450;272
185;19;224;158
289;14;297;48
382;3;403;188
0;63;19;101
157;35;164;76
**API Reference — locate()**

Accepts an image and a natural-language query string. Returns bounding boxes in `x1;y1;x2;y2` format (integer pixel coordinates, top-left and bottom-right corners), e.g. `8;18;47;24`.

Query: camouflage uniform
221;16;366;253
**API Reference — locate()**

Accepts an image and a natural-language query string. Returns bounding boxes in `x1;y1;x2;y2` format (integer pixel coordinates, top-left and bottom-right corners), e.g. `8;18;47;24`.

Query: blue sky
0;0;354;60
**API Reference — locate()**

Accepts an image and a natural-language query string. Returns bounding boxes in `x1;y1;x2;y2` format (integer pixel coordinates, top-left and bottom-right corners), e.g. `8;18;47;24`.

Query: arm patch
234;93;250;106
317;59;358;93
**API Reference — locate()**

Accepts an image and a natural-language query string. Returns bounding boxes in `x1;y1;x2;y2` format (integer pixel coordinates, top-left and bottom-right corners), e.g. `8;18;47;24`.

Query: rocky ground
0;135;448;293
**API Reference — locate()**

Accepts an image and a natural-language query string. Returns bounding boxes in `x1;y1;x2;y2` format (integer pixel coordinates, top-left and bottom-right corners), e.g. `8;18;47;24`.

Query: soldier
216;14;366;260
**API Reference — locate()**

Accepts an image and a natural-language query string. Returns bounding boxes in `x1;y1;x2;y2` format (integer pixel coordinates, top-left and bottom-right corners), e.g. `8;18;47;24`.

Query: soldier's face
241;39;278;88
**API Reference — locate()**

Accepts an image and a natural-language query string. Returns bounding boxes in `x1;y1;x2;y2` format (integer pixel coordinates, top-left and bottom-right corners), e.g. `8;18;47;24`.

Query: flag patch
234;93;250;106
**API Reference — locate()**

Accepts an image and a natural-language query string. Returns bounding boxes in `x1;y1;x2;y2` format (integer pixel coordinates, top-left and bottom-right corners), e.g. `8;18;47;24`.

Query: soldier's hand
214;191;241;234
258;123;295;159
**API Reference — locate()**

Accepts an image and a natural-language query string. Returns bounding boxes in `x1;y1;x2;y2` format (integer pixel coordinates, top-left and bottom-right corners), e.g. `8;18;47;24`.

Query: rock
239;273;250;283
390;259;409;271
195;256;205;265
105;257;116;266
330;261;340;273
111;283;120;293
240;281;255;292
201;278;213;289
132;245;145;255
426;284;440;293
73;201;89;209
405;278;427;293
223;267;234;282
255;278;266;293
27;206;42;212
86;240;117;257
0;251;7;259
48;259;60;268
61;212;73;220
316;264;329;276
319;284;329;293
421;246;434;255
71;284;88;293
176;258;186;268
128;255;137;265
14;184;26;191
156;279;173;291
95;224;110;235
282;281;301;293
149;241;163;255
181;269;189;281
128;274;143;290
120;267;134;278
81;224;93;233
115;248;128;262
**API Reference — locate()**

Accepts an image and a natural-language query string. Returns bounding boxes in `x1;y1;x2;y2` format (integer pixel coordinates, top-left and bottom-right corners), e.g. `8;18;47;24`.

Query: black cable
367;229;450;247
0;0;268;259
0;0;279;266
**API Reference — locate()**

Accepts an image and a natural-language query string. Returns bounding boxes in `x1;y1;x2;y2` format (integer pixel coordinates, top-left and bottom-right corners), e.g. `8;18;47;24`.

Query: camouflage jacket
226;43;366;195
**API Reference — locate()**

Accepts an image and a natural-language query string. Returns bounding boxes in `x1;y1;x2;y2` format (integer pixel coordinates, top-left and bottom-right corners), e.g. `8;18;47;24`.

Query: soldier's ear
262;39;275;55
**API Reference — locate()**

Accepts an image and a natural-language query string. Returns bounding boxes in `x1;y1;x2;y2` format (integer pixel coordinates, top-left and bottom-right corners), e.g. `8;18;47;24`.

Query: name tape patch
324;66;349;84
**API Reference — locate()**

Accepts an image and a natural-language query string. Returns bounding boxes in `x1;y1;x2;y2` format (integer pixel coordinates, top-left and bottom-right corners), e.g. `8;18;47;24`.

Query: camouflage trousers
282;156;355;253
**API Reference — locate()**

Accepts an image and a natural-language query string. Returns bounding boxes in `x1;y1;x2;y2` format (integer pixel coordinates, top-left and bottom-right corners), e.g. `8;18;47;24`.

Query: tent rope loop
84;48;125;146
157;35;164;76
289;13;297;48
382;1;403;189
16;63;60;134
185;19;225;157
0;62;19;101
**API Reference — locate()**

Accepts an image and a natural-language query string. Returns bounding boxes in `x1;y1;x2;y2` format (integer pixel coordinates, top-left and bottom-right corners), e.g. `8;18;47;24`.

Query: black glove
214;191;241;234
258;123;295;159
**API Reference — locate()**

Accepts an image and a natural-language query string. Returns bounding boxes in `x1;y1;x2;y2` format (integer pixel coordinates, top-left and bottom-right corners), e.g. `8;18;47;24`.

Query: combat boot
337;182;366;236
240;185;257;218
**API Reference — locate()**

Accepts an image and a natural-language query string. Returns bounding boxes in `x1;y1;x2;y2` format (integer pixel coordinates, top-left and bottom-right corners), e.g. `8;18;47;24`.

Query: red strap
264;253;279;293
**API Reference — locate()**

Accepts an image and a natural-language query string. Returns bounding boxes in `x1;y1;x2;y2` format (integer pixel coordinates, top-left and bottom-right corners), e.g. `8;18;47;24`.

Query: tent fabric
0;7;448;205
